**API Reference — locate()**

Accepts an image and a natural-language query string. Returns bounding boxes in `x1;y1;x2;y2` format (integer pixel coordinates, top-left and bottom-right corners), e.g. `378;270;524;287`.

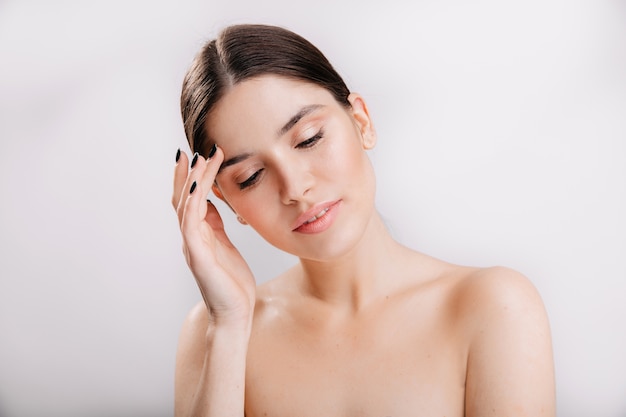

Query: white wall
0;1;624;416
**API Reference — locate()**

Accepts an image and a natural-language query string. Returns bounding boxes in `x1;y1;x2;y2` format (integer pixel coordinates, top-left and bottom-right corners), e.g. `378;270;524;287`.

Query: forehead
205;75;337;145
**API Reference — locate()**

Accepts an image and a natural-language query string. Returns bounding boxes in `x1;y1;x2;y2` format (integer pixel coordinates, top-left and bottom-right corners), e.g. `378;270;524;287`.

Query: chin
287;206;376;262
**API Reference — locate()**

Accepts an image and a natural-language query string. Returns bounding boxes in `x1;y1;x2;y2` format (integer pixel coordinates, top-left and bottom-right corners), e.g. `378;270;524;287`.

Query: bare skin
172;76;556;416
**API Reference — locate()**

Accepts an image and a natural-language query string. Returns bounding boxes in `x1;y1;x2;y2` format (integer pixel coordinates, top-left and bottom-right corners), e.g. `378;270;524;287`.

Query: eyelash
296;129;324;149
238;129;324;190
238;169;263;190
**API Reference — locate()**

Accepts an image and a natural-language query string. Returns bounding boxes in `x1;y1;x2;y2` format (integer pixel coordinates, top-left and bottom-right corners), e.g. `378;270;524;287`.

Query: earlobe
347;93;377;150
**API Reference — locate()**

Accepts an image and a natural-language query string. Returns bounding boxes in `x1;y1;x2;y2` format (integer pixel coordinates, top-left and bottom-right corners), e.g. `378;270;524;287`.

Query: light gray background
1;1;624;416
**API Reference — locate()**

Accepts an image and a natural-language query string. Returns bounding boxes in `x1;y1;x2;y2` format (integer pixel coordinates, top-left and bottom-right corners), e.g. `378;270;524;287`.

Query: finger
198;145;225;200
172;149;189;211
180;147;224;244
201;148;237;248
204;199;225;232
180;184;211;256
177;151;209;226
204;200;237;249
182;146;225;224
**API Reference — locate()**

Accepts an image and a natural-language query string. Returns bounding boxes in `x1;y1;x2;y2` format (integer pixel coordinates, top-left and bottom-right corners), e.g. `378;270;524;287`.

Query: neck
296;211;407;313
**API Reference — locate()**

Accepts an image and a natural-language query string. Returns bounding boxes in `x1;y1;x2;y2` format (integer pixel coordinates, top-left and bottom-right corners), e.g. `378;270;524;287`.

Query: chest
244;309;467;417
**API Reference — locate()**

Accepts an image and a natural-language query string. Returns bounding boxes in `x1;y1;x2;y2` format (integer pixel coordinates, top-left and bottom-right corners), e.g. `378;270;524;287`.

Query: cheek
226;186;280;233
320;133;369;181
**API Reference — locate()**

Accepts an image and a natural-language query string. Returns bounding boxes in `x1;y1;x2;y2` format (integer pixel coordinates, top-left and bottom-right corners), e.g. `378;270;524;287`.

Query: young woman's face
207;75;377;261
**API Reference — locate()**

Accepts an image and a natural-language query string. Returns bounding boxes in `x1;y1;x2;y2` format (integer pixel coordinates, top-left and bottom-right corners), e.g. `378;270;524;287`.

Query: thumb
204;200;235;248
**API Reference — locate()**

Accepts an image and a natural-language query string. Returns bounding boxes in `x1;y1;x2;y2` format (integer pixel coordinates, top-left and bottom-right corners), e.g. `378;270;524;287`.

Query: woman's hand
172;147;256;329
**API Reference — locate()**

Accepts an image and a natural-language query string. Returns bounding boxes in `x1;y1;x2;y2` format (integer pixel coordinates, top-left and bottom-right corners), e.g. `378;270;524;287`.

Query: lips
292;200;341;233
303;207;330;225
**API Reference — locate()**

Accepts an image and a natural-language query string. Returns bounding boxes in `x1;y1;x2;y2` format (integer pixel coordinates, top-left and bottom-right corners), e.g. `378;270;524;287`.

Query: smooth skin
172;75;556;417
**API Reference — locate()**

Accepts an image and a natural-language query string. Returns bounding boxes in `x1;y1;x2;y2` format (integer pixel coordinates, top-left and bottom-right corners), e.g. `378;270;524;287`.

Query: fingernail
190;152;199;168
208;144;217;159
189;181;197;194
175;148;181;163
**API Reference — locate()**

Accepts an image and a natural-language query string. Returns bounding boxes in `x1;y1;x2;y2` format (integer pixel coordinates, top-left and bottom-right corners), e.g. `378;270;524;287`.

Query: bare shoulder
186;299;210;323
178;275;284;336
174;301;210;415
452;266;547;319
179;300;210;341
445;264;552;353
446;265;556;416
175;300;210;372
401;253;546;320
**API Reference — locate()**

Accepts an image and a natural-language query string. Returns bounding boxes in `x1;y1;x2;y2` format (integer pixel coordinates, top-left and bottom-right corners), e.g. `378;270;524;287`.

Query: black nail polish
190;152;199;168
189;181;197;194
175;148;181;163
208;144;217;159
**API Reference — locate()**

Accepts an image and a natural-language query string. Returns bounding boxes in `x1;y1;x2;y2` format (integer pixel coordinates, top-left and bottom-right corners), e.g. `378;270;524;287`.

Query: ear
212;182;248;224
212;183;235;212
348;93;377;150
212;183;226;202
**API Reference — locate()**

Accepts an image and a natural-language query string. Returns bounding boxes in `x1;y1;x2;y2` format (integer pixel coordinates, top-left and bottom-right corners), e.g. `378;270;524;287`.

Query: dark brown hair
180;24;351;157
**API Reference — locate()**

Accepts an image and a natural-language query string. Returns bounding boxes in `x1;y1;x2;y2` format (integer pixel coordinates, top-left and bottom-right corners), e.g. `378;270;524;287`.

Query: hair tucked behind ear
180;24;351;157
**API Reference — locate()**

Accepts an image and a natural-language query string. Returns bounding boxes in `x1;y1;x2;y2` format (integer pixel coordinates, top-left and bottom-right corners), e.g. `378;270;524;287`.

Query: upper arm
462;267;555;417
174;301;210;417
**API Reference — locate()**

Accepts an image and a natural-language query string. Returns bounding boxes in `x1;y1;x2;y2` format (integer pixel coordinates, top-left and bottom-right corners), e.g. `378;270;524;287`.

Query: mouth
303;207;330;225
292;200;342;233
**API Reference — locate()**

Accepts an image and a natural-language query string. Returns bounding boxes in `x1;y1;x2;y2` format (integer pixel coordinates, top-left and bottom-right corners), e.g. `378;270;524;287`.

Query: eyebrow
277;104;324;137
218;152;253;173
219;104;324;173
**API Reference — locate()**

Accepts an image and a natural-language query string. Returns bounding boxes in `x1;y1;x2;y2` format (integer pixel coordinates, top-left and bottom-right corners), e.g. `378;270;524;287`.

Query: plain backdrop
0;0;624;416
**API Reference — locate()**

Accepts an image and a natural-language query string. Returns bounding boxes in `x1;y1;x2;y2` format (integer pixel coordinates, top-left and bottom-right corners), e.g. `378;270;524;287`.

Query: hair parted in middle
180;24;352;158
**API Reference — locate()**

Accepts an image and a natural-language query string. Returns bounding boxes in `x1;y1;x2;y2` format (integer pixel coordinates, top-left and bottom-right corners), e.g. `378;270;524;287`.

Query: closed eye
238;169;264;190
296;130;324;149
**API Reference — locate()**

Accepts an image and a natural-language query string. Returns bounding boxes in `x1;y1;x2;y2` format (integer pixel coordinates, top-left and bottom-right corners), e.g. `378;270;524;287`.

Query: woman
171;24;555;416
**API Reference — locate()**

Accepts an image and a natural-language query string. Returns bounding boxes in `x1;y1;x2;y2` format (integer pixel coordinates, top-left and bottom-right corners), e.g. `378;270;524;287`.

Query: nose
277;157;314;205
